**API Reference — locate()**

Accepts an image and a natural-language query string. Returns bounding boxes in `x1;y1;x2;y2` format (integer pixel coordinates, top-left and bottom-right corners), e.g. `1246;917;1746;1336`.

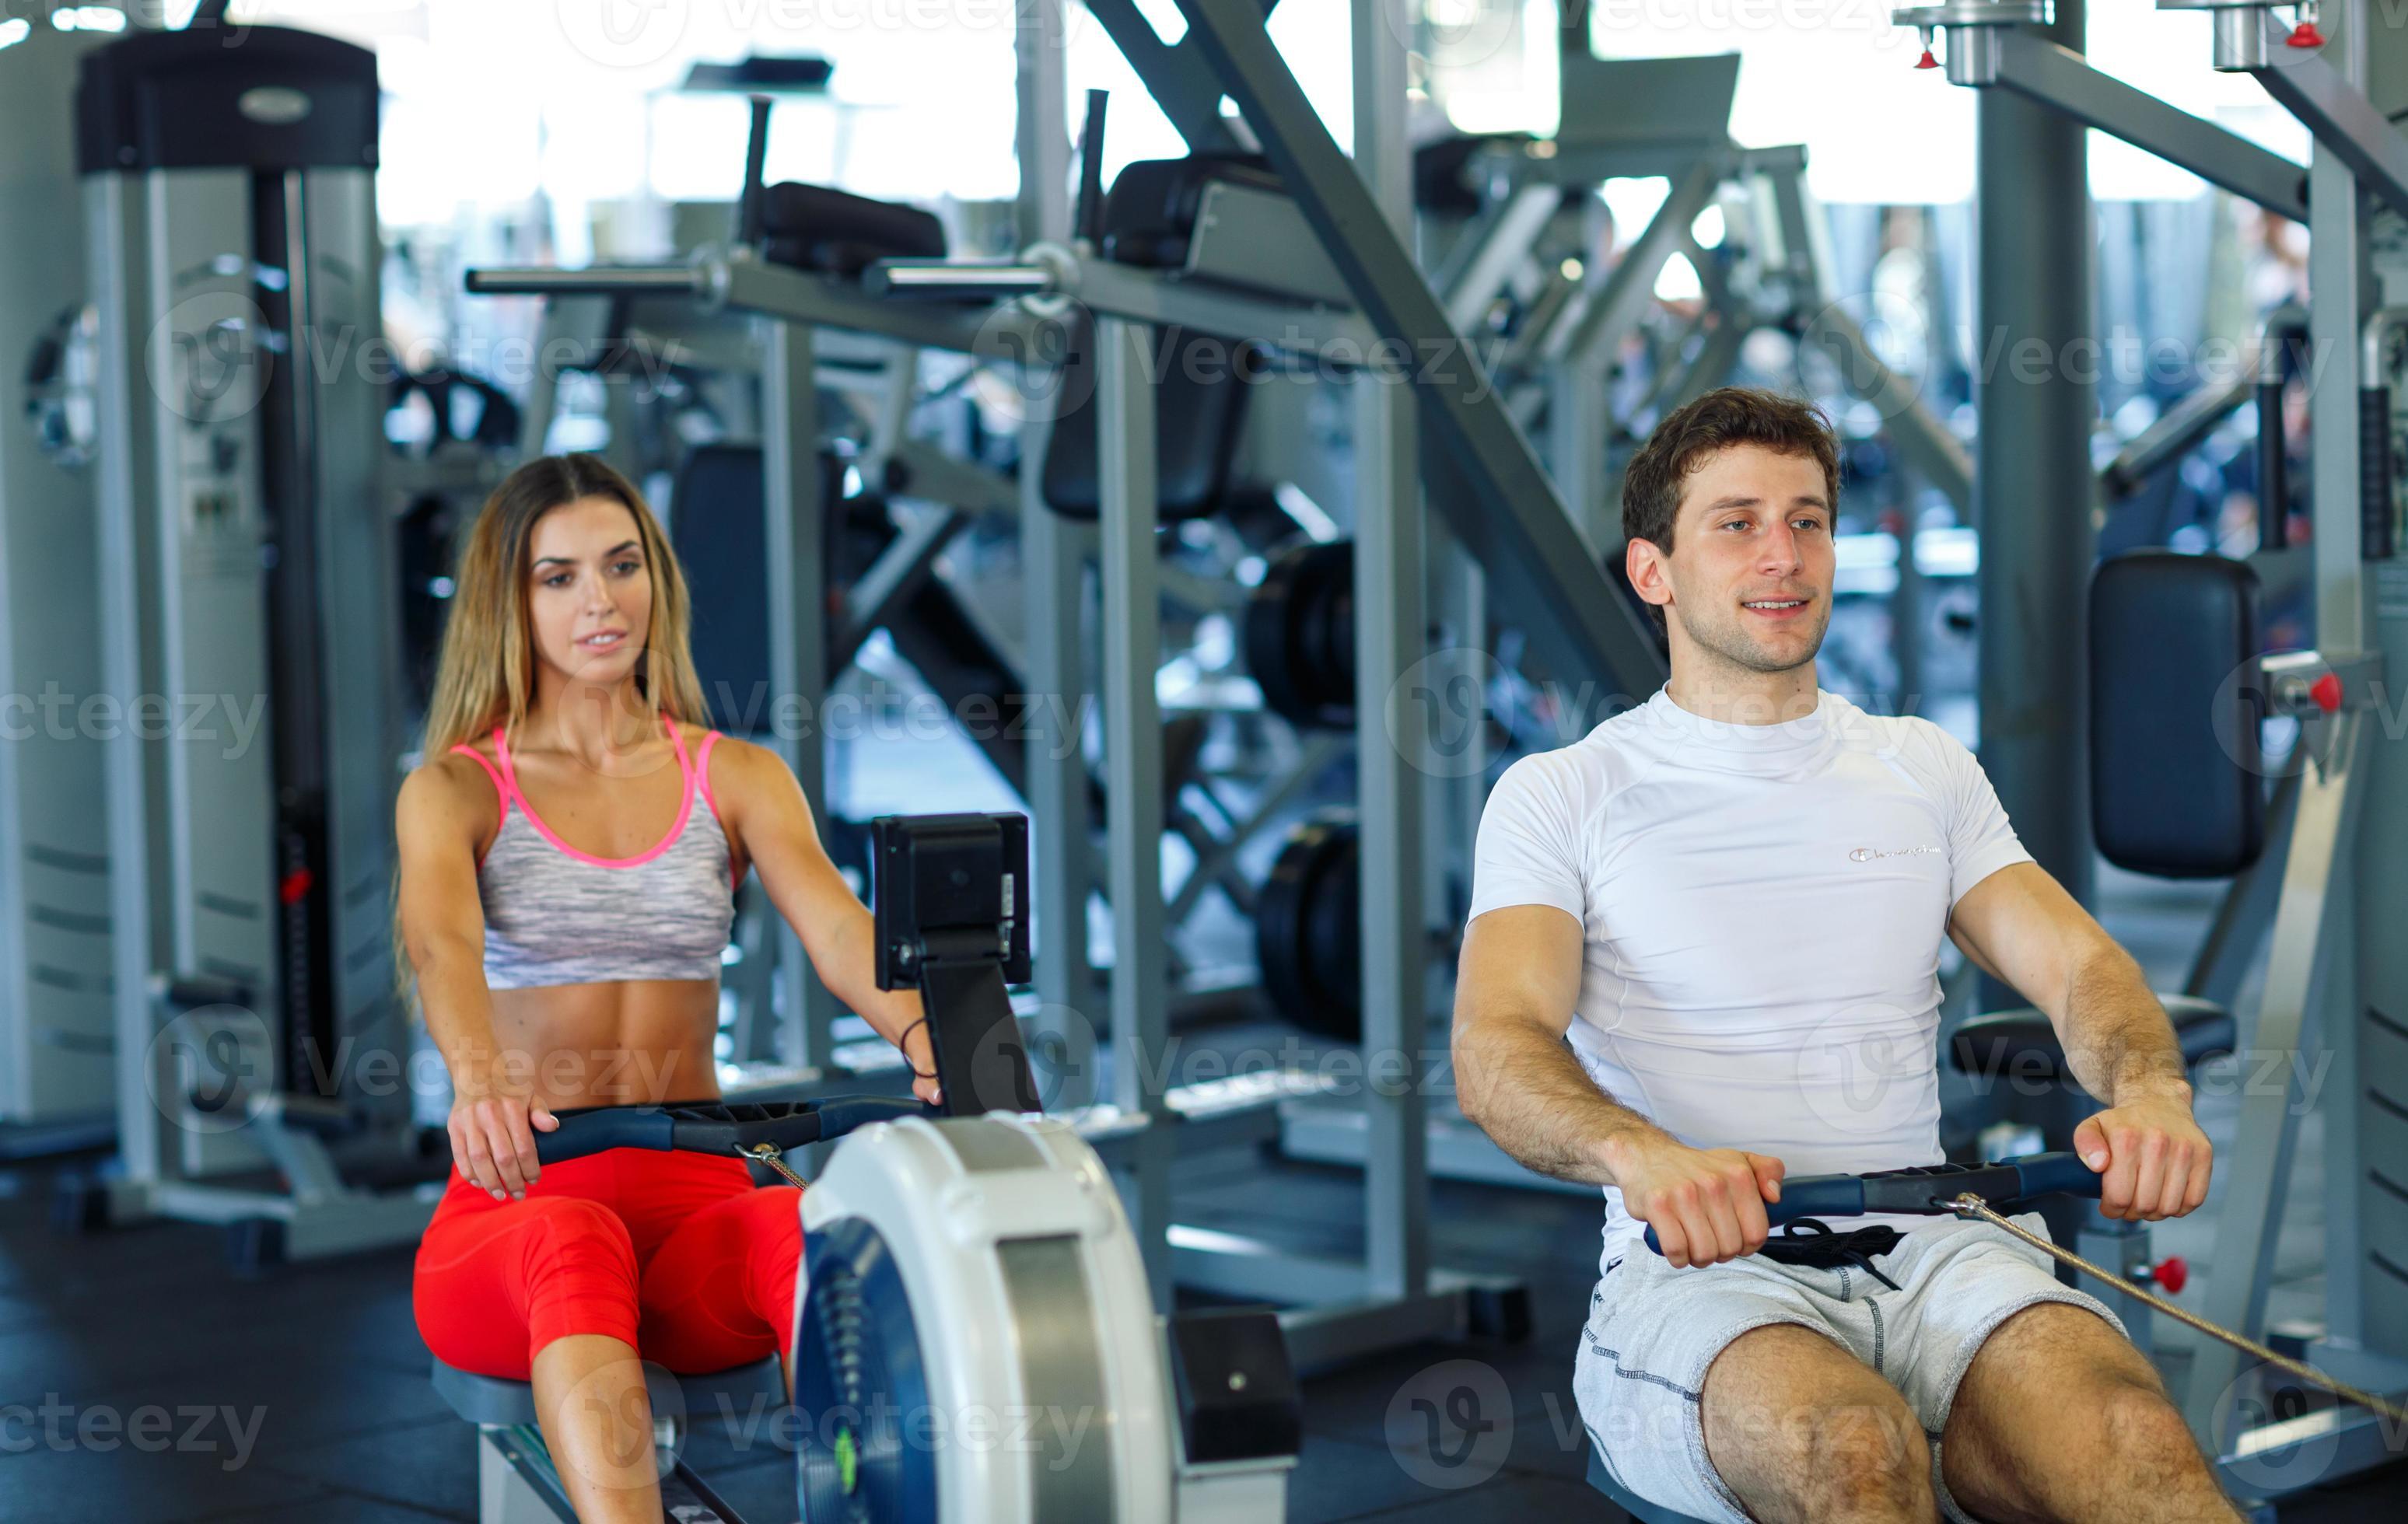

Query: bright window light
0;18;29;48
1692;203;1724;250
1654;251;1701;303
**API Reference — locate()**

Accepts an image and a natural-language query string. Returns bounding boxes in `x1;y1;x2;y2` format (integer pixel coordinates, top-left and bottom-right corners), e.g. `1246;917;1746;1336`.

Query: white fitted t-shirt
1466;687;2033;1271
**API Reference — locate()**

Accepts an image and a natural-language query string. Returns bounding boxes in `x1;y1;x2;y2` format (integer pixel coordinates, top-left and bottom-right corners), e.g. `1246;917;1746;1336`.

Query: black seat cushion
1097;152;1283;269
759;182;946;276
1412;132;1533;216
1949;994;2236;1085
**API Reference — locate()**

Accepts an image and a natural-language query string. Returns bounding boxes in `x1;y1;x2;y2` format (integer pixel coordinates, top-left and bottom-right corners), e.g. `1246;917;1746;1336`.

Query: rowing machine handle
1637;1173;1863;1258
533;1098;929;1166
1639;1152;2100;1257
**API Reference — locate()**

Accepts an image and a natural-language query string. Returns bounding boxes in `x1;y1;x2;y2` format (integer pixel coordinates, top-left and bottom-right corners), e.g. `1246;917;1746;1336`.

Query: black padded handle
1640;1152;2100;1256
1076;89;1110;246
536;1098;930;1165
2363;386;2396;561
2259;379;2289;551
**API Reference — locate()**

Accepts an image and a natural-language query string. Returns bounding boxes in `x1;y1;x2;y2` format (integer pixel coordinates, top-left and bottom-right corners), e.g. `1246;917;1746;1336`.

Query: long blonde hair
398;454;711;1005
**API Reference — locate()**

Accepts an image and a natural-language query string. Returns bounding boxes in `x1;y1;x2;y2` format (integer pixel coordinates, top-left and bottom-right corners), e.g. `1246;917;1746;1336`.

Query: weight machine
1902;0;2408;1502
59;22;440;1264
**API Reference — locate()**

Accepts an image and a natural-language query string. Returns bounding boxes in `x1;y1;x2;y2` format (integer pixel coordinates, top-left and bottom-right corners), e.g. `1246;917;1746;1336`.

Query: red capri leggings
414;1148;803;1379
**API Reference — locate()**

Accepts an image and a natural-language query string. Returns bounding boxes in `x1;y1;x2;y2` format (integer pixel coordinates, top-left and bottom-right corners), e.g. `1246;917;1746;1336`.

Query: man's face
1630;443;1836;676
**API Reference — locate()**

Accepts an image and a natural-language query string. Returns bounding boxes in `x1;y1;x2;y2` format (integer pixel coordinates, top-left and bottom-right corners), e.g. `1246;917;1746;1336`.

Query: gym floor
3;864;2405;1521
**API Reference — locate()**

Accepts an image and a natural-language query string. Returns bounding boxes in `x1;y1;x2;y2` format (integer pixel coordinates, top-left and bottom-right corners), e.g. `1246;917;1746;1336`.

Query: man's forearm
2061;948;2193;1106
1455;1018;1669;1186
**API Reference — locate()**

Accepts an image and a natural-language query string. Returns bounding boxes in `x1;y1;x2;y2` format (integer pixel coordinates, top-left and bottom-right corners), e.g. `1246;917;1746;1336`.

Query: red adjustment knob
2310;671;2343;712
278;867;313;906
2151;1256;2189;1296
1915;47;1939;69
2287;23;2326;47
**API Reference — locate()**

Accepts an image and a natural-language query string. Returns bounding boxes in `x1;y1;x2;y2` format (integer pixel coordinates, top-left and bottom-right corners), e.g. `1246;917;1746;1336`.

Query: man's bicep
1458;904;1585;1039
1945;861;2100;1015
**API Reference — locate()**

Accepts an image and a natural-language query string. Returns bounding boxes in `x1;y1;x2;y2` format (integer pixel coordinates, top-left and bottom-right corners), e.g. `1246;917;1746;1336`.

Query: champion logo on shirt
1850;844;1942;862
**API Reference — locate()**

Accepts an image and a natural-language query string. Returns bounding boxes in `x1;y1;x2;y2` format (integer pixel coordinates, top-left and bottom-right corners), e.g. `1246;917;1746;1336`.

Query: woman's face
524;496;653;689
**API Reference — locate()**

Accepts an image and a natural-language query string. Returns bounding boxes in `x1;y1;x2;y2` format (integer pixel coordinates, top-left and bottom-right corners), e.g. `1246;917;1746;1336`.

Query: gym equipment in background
0;23;115;1158
61;22;439;1263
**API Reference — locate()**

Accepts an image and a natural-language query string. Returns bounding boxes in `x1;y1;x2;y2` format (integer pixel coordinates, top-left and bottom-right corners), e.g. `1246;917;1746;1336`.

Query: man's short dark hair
1621;386;1842;554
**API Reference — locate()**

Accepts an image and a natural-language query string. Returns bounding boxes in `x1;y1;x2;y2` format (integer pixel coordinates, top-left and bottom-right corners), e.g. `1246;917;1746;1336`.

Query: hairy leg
1703;1323;1938;1524
1941;1302;2245;1524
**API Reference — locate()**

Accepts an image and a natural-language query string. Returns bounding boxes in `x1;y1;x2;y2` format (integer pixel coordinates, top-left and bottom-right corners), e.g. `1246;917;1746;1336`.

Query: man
1453;388;2235;1523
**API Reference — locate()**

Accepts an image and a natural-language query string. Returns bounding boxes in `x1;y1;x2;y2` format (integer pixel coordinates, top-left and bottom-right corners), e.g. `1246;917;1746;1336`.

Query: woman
396;454;937;1523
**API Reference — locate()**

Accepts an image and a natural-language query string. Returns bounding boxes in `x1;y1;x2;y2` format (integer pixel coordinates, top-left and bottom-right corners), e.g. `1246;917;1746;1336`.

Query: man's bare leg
1704;1323;1937;1523
1940;1302;2245;1524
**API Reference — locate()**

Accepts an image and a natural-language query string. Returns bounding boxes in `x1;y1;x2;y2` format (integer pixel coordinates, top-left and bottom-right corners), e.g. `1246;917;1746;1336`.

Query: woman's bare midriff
487;978;723;1110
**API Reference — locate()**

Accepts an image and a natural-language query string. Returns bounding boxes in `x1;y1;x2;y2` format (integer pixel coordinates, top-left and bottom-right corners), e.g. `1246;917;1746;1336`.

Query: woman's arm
710;737;941;1105
396;757;556;1196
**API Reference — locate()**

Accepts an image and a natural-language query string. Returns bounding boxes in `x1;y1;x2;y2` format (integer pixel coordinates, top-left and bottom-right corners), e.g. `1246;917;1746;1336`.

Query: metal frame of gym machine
466;217;1343;1091
1902;0;2408;1501
74;19;439;1262
502;281;1302;1065
0;23;117;1160
1012;0;1679;1368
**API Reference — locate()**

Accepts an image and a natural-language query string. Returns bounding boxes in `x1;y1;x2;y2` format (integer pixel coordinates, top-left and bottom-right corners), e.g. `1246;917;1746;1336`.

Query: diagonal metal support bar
2248;23;2408;223
1164;0;1668;697
1542;161;1718;369
1083;0;1279;156
1992;33;2307;221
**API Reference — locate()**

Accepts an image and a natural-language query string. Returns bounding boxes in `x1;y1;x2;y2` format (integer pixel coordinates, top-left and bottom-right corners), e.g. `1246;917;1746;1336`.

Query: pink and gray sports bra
450;714;737;990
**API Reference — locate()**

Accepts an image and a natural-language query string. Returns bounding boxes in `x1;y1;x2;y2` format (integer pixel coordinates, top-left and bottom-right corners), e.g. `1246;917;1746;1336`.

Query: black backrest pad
1041;310;1258;519
1097;153;1283;268
2089;551;2265;878
758;182;947;276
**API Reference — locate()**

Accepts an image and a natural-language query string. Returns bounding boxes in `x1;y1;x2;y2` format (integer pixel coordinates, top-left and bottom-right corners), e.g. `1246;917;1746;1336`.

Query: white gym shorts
1573;1212;2128;1524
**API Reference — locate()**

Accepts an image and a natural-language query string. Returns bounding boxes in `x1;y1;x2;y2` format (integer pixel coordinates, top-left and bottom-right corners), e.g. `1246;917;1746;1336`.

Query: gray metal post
1018;0;1097;1099
2179;717;2367;1440
1097;316;1174;1307
2191;10;2385;1425
759;320;838;1070
1972;0;2094;962
1353;0;1430;1305
1023;404;1096;1087
2299;0;2383;1366
1013;0;1072;250
1549;355;1612;544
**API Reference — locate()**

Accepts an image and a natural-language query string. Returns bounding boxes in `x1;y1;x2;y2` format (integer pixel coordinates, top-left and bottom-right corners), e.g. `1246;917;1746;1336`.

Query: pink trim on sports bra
695;731;722;817
691;730;744;893
490;714;701;871
447;744;514;835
